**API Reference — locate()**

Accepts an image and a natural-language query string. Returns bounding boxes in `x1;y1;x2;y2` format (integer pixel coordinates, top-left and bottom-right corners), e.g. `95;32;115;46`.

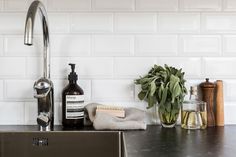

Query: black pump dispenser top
68;63;78;81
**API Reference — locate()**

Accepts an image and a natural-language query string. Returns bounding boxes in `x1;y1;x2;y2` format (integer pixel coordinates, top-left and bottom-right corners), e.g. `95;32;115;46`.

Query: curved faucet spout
24;0;50;79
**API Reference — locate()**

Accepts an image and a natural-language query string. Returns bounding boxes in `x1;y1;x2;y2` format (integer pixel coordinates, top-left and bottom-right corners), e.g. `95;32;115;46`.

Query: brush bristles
96;105;125;118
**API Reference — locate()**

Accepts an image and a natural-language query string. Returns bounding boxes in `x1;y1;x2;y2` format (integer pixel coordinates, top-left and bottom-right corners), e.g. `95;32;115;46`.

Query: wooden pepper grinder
200;78;216;127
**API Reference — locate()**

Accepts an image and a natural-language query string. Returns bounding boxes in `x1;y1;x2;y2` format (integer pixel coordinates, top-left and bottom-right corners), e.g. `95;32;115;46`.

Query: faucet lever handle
33;78;53;98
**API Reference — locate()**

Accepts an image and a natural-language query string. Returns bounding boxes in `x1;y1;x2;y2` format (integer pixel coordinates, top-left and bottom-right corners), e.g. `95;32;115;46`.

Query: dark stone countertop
125;125;236;157
0;125;236;157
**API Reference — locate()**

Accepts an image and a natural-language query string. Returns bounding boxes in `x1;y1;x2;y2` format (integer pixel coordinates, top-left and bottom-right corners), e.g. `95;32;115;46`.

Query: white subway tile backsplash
5;80;34;100
135;35;177;56
225;104;236;124
114;57;156;78
24;102;37;125
70;57;113;78
202;13;236;33
51;35;90;57
0;80;3;100
223;35;236;55
1;0;236;125
70;13;113;33
0;13;25;34
26;57;43;78
158;13;200;33
4;35;43;56
224;80;236;101
51;57;69;79
48;13;69;33
0;102;24;124
115;13;156;33
223;0;236;11
136;0;178;11
48;0;91;11
0;57;26;77
204;58;236;77
92;80;134;101
93;0;134;11
3;0;27;11
0;1;3;11
179;0;221;11
0;36;3;56
179;35;221;56
93;35;134;56
157;57;202;78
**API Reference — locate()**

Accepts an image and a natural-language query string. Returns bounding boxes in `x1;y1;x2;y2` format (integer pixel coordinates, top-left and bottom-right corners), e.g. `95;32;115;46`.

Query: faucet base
39;125;53;131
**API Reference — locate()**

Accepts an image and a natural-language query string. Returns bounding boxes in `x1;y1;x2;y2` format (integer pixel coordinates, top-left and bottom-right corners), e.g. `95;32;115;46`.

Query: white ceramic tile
0;1;3;11
51;57;70;79
0;102;24;124
70;13;113;33
224;80;236;101
157;57;202;78
179;35;221;56
5;80;34;100
224;0;236;11
53;79;91;101
4;35;43;56
179;0;221;11
26;57;43;78
115;13;156;33
70;57;113;79
114;57;156;78
54;102;62;125
3;0;28;11
93;35;134;56
0;57;26;78
225;103;236;124
48;13;69;33
158;13;200;33
202;13;236;33
92;0;134;11
51;35;90;57
92;80;134;101
0;36;3;56
135;35;177;56
204;58;236;77
0;80;3;100
223;35;236;55
48;0;91;11
24;102;37;125
136;0;178;11
0;13;25;34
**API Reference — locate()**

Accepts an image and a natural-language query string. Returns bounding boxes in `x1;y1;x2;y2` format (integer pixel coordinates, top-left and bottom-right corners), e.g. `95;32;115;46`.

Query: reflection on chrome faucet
24;0;54;131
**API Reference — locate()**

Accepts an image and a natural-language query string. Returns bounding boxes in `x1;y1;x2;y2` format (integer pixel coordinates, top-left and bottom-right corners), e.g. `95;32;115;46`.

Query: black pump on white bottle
62;63;84;128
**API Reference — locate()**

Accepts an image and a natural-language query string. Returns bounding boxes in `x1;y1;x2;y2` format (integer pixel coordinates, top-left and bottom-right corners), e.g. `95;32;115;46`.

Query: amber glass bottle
62;63;84;128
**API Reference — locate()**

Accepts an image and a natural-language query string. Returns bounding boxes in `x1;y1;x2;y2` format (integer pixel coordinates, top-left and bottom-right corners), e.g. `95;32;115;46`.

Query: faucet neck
24;0;50;78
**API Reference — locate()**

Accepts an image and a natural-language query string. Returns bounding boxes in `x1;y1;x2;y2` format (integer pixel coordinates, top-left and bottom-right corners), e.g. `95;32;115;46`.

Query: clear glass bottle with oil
181;86;207;129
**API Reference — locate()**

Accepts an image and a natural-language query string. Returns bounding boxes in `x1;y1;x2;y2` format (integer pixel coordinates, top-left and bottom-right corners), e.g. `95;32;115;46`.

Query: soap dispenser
62;63;84;128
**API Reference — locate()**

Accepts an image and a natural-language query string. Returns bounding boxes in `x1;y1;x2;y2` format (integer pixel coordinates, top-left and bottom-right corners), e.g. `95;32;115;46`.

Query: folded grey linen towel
84;103;146;130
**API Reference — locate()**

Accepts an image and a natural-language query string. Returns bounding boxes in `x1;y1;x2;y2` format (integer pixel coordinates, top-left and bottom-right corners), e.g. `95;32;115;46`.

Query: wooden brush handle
216;80;224;126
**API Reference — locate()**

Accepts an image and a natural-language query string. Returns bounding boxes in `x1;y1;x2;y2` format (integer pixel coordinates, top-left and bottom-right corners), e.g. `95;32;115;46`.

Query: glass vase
158;103;180;128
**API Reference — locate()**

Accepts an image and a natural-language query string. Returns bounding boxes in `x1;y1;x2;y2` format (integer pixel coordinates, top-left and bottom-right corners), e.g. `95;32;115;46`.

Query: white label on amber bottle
66;95;85;119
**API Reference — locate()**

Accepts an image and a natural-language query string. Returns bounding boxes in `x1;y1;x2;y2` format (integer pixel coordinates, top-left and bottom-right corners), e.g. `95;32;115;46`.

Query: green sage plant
135;64;187;124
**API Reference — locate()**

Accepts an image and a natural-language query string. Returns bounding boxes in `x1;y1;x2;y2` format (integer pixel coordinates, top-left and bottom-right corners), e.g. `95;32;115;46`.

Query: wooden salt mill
200;78;216;127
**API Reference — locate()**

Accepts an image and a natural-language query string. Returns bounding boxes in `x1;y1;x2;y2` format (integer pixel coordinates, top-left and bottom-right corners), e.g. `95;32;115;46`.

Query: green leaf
160;87;168;106
150;80;156;96
138;91;146;100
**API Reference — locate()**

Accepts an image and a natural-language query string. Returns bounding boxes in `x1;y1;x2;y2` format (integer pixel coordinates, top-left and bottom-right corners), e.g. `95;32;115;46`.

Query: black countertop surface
0;125;235;157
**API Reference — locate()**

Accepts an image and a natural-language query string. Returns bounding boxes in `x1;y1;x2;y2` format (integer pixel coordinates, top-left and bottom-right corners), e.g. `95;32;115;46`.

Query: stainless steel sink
0;131;126;157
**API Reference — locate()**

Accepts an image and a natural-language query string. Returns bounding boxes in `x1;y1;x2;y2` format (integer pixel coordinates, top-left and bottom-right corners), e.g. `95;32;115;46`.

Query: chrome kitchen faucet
24;0;54;131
